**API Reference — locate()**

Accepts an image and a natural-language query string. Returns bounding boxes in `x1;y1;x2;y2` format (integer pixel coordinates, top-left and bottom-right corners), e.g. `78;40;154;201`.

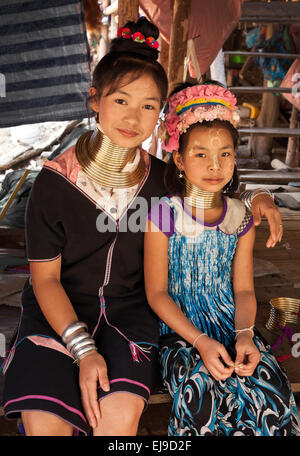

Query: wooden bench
148;382;300;406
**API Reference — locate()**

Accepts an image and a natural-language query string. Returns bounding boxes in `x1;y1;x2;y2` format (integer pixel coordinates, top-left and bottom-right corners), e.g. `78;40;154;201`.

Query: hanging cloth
0;0;91;128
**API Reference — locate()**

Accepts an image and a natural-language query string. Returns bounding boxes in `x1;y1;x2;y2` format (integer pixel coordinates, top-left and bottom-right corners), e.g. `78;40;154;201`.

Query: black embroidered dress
1;145;166;435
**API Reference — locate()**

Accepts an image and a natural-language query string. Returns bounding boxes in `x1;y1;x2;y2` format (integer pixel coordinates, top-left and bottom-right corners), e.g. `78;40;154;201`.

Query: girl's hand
78;351;110;428
234;333;261;377
195;336;235;381
251;193;282;248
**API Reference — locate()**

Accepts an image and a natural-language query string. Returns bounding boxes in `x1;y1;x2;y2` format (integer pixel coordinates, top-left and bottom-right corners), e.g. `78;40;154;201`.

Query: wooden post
158;36;169;75
98;0;110;61
253;24;281;169
285;105;299;167
118;0;139;28
168;0;191;93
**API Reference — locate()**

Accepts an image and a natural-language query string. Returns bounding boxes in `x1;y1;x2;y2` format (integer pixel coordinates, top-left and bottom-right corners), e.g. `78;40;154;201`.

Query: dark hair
91;17;168;107
164;82;240;197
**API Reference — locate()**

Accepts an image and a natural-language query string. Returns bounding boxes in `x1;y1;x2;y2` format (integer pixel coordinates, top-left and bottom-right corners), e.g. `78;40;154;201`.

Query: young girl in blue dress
144;82;300;436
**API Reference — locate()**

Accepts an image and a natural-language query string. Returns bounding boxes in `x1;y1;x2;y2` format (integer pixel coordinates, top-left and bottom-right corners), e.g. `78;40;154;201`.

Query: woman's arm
144;220;235;380
232;226;261;375
239;190;282;248
30;257;78;336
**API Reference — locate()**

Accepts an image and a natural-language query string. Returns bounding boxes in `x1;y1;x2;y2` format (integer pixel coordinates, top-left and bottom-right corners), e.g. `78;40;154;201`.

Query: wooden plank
239;168;300;175
292;383;300;393
168;0;191;91
148;393;171;405
238;128;300;137
118;0;139;27
225;51;300;60
240;2;300;23
231;87;295;94
286;106;299;168
240;176;300;184
253;24;280;169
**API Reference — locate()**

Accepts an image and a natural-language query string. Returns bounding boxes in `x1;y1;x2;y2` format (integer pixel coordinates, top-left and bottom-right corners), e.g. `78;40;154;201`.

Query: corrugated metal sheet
0;0;91;128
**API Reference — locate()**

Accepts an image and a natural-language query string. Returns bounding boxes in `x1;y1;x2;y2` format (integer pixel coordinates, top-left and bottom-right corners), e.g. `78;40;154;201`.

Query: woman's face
174;125;235;193
90;73;161;148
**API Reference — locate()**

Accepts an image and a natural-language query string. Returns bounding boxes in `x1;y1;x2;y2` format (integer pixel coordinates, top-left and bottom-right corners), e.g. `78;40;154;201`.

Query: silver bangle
65;328;97;363
252;189;274;202
75;347;98;364
74;346;98;364
240;190;252;211
67;332;91;351
75;344;97;357
71;339;96;357
240;189;274;211
61;321;88;344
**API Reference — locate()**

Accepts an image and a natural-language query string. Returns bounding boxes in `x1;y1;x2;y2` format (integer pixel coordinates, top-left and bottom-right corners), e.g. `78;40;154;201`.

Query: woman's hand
234;333;261;377
78;351;110;429
195;336;235;381
251;193;282;248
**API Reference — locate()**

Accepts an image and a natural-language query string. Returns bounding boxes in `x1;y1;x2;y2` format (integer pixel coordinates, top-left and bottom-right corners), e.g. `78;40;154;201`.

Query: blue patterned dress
149;195;300;436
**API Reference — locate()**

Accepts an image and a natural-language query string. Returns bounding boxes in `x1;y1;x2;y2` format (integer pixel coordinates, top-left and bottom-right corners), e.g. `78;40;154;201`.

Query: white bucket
10;124;41;145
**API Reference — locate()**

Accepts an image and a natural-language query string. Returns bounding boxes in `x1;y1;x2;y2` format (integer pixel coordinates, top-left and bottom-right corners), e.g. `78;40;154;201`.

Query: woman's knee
21;411;73;436
93;393;145;436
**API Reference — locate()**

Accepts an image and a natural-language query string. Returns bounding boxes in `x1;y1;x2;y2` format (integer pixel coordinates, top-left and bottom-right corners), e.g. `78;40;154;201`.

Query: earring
223;176;234;194
177;169;184;179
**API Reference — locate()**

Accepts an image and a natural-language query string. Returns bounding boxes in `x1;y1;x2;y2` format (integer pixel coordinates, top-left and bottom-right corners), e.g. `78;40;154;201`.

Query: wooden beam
239;127;300;137
118;0;139;28
230;87;295;94
240;1;300;23
238;170;300;184
224;51;300;60
148;392;171;405
252;25;280;168
168;0;191;92
291;383;300;393
97;0;110;61
286;106;300;168
158;36;169;76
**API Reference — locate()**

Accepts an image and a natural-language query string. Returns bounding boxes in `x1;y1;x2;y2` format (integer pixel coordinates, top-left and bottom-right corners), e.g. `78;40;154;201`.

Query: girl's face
90;73;161;148
174;125;235;193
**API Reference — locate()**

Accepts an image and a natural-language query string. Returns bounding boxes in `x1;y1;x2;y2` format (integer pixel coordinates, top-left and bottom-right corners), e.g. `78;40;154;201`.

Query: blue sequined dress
149;194;300;436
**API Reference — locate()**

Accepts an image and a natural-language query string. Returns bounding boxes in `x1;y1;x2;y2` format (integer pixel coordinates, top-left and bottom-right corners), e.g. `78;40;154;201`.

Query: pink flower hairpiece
117;26;159;49
159;84;240;152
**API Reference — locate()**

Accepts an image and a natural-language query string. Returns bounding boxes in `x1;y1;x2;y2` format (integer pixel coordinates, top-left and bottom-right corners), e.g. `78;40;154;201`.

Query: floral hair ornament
117;26;159;49
159;84;240;152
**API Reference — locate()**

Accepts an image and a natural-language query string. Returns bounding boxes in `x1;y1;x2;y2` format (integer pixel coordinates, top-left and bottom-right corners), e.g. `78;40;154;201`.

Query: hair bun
109;16;160;61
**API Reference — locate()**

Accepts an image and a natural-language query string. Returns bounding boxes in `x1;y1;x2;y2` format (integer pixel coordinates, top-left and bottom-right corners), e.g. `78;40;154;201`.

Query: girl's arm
30;259;109;428
232;225;261;376
144;220;235;381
